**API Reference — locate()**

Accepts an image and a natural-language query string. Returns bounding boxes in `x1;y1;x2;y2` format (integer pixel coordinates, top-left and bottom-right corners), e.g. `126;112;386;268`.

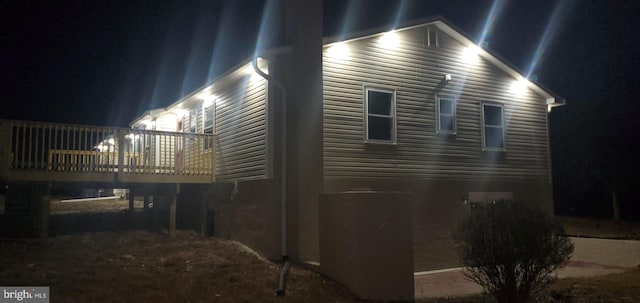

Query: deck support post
116;129;125;180
37;183;52;239
200;189;207;236
5;182;50;238
142;194;150;229
128;188;135;212
151;195;160;233
169;183;179;237
0;121;12;178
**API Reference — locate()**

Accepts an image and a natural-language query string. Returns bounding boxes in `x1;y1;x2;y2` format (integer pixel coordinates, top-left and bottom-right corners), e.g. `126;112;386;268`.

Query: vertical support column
283;0;324;261
38;183;52;239
0;121;12;178
151;195;160;233
142;194;150;229
128;188;135;212
127;188;136;230
116;129;125;180
169;183;179;237
200;190;207;236
5;182;51;238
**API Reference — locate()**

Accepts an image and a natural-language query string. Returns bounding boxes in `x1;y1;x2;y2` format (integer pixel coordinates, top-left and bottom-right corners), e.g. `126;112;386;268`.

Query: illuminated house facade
129;18;564;271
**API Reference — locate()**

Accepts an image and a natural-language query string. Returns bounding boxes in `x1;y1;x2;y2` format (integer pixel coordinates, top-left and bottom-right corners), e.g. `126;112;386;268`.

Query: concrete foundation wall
208;179;282;260
319;192;414;301
174;177;550;274
324;178;553;271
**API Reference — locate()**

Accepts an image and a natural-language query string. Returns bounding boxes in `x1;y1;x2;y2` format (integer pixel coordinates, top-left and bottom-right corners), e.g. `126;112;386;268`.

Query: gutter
252;56;291;296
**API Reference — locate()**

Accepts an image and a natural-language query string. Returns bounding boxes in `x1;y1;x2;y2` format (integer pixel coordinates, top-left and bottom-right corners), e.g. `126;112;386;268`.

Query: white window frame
481;103;506;151
436;94;456;135
202;102;215;150
189;108;197;133
203;104;214;134
364;86;397;144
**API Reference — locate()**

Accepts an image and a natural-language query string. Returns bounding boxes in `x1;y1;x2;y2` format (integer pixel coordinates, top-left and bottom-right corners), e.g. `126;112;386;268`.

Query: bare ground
558;216;640;240
418;268;640;303
1;195;360;302
0;231;360;303
1;195;639;302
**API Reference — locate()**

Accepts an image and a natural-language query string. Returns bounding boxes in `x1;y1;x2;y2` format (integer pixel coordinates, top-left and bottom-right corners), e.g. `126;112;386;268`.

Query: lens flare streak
478;0;507;47
525;0;574;78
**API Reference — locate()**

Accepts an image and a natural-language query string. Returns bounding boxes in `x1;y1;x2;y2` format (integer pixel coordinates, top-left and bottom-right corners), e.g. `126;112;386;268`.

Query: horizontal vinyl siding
323;27;550;181
215;76;268;181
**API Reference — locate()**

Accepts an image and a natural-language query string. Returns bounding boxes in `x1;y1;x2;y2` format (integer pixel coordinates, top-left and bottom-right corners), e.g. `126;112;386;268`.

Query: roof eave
323;16;567;106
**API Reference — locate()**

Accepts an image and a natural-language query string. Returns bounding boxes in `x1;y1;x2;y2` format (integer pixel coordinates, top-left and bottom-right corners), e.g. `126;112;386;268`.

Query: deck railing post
0;120;12;178
117;129;126;179
211;135;216;182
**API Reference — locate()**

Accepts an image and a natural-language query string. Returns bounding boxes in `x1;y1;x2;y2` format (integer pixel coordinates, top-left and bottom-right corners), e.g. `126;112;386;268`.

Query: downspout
252;57;291;296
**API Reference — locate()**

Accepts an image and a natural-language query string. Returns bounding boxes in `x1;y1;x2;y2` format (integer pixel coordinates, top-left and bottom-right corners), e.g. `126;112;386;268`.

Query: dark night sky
2;0;640;217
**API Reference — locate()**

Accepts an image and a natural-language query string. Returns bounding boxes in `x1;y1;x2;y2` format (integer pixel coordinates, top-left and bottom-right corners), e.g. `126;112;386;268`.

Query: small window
436;95;456;134
482;103;505;150
365;87;396;144
203;105;214;149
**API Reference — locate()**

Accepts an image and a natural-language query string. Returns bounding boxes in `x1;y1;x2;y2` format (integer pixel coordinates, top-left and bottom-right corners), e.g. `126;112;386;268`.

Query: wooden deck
0;119;216;185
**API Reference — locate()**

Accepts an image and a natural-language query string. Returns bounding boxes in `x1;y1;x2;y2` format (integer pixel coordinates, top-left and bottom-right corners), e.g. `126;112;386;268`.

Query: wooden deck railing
0;119;216;184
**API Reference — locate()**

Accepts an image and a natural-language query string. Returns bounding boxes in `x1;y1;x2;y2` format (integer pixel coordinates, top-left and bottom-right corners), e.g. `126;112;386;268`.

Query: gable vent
426;27;439;48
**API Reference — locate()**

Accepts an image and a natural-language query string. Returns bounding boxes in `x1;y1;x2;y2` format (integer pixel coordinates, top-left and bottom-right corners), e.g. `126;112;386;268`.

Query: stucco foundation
324;178;553;271
207;179;282;260
319;191;414;301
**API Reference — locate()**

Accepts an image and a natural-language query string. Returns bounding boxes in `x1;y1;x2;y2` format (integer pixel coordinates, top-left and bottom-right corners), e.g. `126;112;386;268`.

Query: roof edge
323;16;566;105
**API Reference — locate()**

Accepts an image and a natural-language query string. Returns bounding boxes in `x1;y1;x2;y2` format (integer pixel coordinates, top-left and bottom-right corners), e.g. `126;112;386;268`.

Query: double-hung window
203;104;214;149
436;95;456;134
365;87;396;144
482;103;505;150
189;109;198;133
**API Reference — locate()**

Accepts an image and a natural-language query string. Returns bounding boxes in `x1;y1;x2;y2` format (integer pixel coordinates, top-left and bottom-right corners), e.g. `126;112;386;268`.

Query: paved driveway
415;237;640;299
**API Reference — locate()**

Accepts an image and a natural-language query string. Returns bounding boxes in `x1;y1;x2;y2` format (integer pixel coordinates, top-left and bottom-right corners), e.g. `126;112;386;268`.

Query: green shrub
453;202;574;303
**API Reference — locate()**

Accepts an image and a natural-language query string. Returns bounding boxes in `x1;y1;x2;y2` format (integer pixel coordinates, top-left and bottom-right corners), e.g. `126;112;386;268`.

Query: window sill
364;139;397;145
436;131;457;137
482;147;507;152
364;140;398;150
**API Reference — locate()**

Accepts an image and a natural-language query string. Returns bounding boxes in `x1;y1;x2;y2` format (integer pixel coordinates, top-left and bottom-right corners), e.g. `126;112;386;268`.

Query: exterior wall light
461;45;480;64
379;31;399;50
444;74;452;82
510;78;529;95
171;106;187;118
244;64;256;75
327;42;350;60
203;95;215;107
197;89;212;100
